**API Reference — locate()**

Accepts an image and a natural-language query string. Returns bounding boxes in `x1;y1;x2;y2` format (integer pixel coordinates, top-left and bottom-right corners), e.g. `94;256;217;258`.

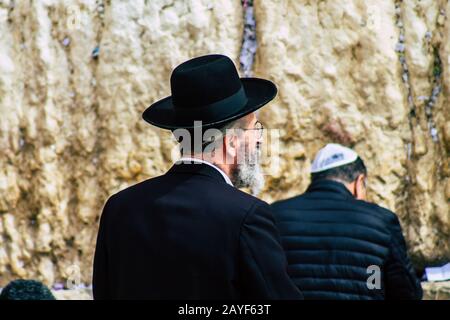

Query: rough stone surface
0;0;448;288
254;0;449;269
422;281;450;300
0;0;243;286
52;287;93;300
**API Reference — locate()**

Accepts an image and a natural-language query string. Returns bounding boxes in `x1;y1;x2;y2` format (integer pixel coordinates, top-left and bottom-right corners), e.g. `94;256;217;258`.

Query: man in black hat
93;54;303;299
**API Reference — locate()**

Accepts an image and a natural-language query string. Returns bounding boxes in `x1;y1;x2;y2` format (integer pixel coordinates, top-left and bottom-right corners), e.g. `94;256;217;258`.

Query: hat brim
142;78;277;130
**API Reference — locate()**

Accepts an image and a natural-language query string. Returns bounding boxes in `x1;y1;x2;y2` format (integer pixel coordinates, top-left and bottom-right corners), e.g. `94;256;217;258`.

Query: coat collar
167;160;233;186
306;179;355;199
177;157;233;186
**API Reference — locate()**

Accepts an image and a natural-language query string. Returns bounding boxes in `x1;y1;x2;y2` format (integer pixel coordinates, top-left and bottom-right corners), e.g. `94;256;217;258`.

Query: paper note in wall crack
425;263;450;282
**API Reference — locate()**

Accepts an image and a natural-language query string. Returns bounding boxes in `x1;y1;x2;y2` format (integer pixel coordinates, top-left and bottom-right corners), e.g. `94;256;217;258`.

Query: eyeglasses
241;120;264;139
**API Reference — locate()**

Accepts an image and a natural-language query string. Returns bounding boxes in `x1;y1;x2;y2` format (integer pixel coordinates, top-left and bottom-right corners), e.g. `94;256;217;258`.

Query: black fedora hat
142;54;277;130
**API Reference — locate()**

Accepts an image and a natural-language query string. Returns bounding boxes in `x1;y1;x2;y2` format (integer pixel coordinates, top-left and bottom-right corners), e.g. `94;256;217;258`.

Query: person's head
0;279;56;300
310;144;367;200
175;111;265;195
142;54;278;196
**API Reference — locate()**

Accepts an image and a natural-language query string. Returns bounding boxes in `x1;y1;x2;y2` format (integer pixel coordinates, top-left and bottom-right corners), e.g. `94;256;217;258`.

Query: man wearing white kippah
271;143;423;300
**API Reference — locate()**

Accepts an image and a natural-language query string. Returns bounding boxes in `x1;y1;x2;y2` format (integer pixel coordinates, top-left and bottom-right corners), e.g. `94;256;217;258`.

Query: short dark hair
0;279;56;300
311;157;367;184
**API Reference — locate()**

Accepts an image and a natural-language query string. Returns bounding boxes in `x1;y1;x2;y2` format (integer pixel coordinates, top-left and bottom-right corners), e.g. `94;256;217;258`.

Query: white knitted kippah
310;143;358;173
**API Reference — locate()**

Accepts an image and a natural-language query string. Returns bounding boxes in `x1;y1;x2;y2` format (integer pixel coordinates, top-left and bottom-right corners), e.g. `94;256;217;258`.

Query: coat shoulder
359;200;399;224
104;172;269;219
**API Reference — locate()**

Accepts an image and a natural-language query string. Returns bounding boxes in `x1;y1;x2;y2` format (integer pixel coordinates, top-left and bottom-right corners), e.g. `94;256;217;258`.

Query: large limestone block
0;0;243;286
254;0;449;266
0;0;448;288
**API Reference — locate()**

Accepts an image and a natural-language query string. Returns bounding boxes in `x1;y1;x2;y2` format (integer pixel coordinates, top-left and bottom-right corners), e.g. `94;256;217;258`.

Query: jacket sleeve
384;213;423;300
92;195;115;300
238;201;303;300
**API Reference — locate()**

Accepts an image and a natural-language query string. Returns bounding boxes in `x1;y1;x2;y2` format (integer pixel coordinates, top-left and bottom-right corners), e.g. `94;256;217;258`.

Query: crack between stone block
239;0;257;77
394;0;417;250
394;0;447;265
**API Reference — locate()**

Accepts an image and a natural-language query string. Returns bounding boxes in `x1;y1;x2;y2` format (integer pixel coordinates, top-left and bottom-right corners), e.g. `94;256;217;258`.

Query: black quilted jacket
271;179;423;300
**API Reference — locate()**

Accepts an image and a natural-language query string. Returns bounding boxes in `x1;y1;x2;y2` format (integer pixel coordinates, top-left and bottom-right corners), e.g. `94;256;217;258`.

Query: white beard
232;143;265;196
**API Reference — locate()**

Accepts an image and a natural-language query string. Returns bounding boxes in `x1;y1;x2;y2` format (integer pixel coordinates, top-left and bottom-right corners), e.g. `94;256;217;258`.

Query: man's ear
223;134;238;164
354;174;367;201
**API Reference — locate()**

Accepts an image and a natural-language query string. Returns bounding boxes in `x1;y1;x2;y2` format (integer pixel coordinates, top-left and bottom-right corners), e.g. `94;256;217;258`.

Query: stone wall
254;0;450;268
0;0;448;287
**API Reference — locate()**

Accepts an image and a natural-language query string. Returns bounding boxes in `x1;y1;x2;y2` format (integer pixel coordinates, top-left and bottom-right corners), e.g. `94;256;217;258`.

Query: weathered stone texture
0;0;243;286
254;0;449;267
0;0;448;287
